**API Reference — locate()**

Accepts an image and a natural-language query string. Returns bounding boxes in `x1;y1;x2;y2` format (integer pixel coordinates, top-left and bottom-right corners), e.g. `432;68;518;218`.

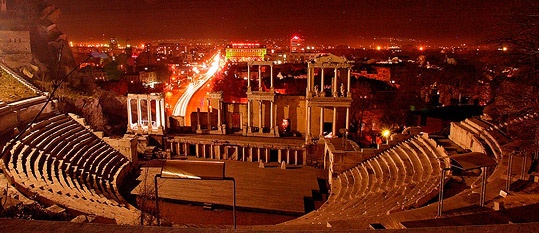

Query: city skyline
50;0;506;46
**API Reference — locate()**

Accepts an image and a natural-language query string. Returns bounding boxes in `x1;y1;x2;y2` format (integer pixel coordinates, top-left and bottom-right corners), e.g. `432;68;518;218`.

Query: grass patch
0;70;38;103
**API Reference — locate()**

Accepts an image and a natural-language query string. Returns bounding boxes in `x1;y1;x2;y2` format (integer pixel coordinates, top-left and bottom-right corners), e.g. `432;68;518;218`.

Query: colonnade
245;61;278;136
127;93;166;135
168;140;306;165
206;92;226;134
305;54;353;143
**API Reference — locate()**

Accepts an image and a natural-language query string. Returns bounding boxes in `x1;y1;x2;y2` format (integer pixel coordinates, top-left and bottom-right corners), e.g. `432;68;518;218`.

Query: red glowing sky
49;0;507;45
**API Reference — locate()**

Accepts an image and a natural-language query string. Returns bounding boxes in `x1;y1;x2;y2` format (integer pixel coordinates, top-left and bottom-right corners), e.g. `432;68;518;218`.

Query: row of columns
206;92;225;134
247;62;274;91
246;100;276;134
168;141;306;165
312;67;352;98
127;94;166;134
245;61;277;136
305;63;352;142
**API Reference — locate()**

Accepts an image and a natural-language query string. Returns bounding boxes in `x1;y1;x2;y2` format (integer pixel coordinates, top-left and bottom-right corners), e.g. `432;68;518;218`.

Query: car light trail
172;52;222;117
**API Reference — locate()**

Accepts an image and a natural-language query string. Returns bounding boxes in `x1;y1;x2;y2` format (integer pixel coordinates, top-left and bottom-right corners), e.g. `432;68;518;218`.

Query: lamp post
382;129;391;145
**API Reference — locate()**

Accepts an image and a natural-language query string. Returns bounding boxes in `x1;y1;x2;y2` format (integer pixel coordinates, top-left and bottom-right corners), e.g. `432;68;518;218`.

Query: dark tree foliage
212;65;247;98
0;203;68;221
484;0;539;146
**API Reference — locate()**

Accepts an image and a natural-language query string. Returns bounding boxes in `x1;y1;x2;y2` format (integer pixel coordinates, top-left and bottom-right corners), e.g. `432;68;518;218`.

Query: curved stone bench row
290;135;446;224
450;114;537;185
2;114;137;224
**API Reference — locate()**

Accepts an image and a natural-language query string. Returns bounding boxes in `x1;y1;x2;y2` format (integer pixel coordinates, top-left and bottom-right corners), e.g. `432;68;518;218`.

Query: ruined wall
0;30;31;55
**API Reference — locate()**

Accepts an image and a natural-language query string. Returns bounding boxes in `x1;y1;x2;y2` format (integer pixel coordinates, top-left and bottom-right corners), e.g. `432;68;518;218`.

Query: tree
103;60;122;81
484;0;539;145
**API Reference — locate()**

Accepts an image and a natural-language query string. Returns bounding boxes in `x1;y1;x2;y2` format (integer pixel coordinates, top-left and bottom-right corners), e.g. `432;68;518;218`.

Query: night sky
49;0;506;45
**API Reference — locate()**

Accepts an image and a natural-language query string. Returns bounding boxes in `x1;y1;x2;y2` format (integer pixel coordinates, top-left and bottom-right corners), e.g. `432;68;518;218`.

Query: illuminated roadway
172;52;223;122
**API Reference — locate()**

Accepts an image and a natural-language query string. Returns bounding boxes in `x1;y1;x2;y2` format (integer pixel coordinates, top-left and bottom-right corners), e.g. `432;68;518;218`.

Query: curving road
172;52;222;122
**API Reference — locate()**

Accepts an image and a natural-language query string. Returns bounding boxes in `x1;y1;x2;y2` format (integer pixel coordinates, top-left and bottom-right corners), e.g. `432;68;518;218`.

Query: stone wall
68;113;138;164
0;96;54;136
449;122;486;153
0;30;32;66
102;135;138;164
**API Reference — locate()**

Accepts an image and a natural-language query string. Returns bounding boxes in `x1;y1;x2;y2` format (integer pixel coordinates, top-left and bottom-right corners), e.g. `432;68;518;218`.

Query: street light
382;129;391;145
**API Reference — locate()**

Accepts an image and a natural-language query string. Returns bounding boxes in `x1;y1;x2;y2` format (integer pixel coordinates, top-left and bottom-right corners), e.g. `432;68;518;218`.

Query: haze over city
51;0;506;45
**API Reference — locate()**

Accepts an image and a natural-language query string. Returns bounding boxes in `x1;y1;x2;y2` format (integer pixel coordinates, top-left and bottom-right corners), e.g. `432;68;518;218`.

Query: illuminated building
110;37;119;50
290;36;305;53
225;43;266;62
156;43;185;58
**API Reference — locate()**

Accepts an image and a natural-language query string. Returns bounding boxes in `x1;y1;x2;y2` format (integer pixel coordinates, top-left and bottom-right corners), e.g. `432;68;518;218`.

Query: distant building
157;43;182;57
110;37;119;50
352;66;392;82
225;43;266;62
290;36;305;53
267;52;321;64
139;71;157;83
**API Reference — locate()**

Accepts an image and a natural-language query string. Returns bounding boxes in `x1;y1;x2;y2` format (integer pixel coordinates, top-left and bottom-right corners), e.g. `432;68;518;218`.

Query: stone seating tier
2;114;135;223
289;135;445;224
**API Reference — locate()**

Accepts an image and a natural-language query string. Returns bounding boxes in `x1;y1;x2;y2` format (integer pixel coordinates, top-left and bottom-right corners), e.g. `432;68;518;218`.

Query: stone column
247;100;252;133
347;68;351;97
217;100;222;127
249;147;253;162
216;145;221;160
257;148;261;162
137;98;142;128
333;68;338;97
127;98;133;129
320;68;325;97
270;101;275;131
175;142;180;156
270;65;274;89
320;107;324;138
294;150;298;165
210;144;214;159
147;99;153;130
247;65;251;89
258;100;263;132
265;149;269;163
307;65;311;97
195;144;200;158
286;149;290;164
332;107;337;137
258;65;262;91
161;98;166;129
278;149;282;163
306;105;312;143
155;98;161;129
202;144;207;158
